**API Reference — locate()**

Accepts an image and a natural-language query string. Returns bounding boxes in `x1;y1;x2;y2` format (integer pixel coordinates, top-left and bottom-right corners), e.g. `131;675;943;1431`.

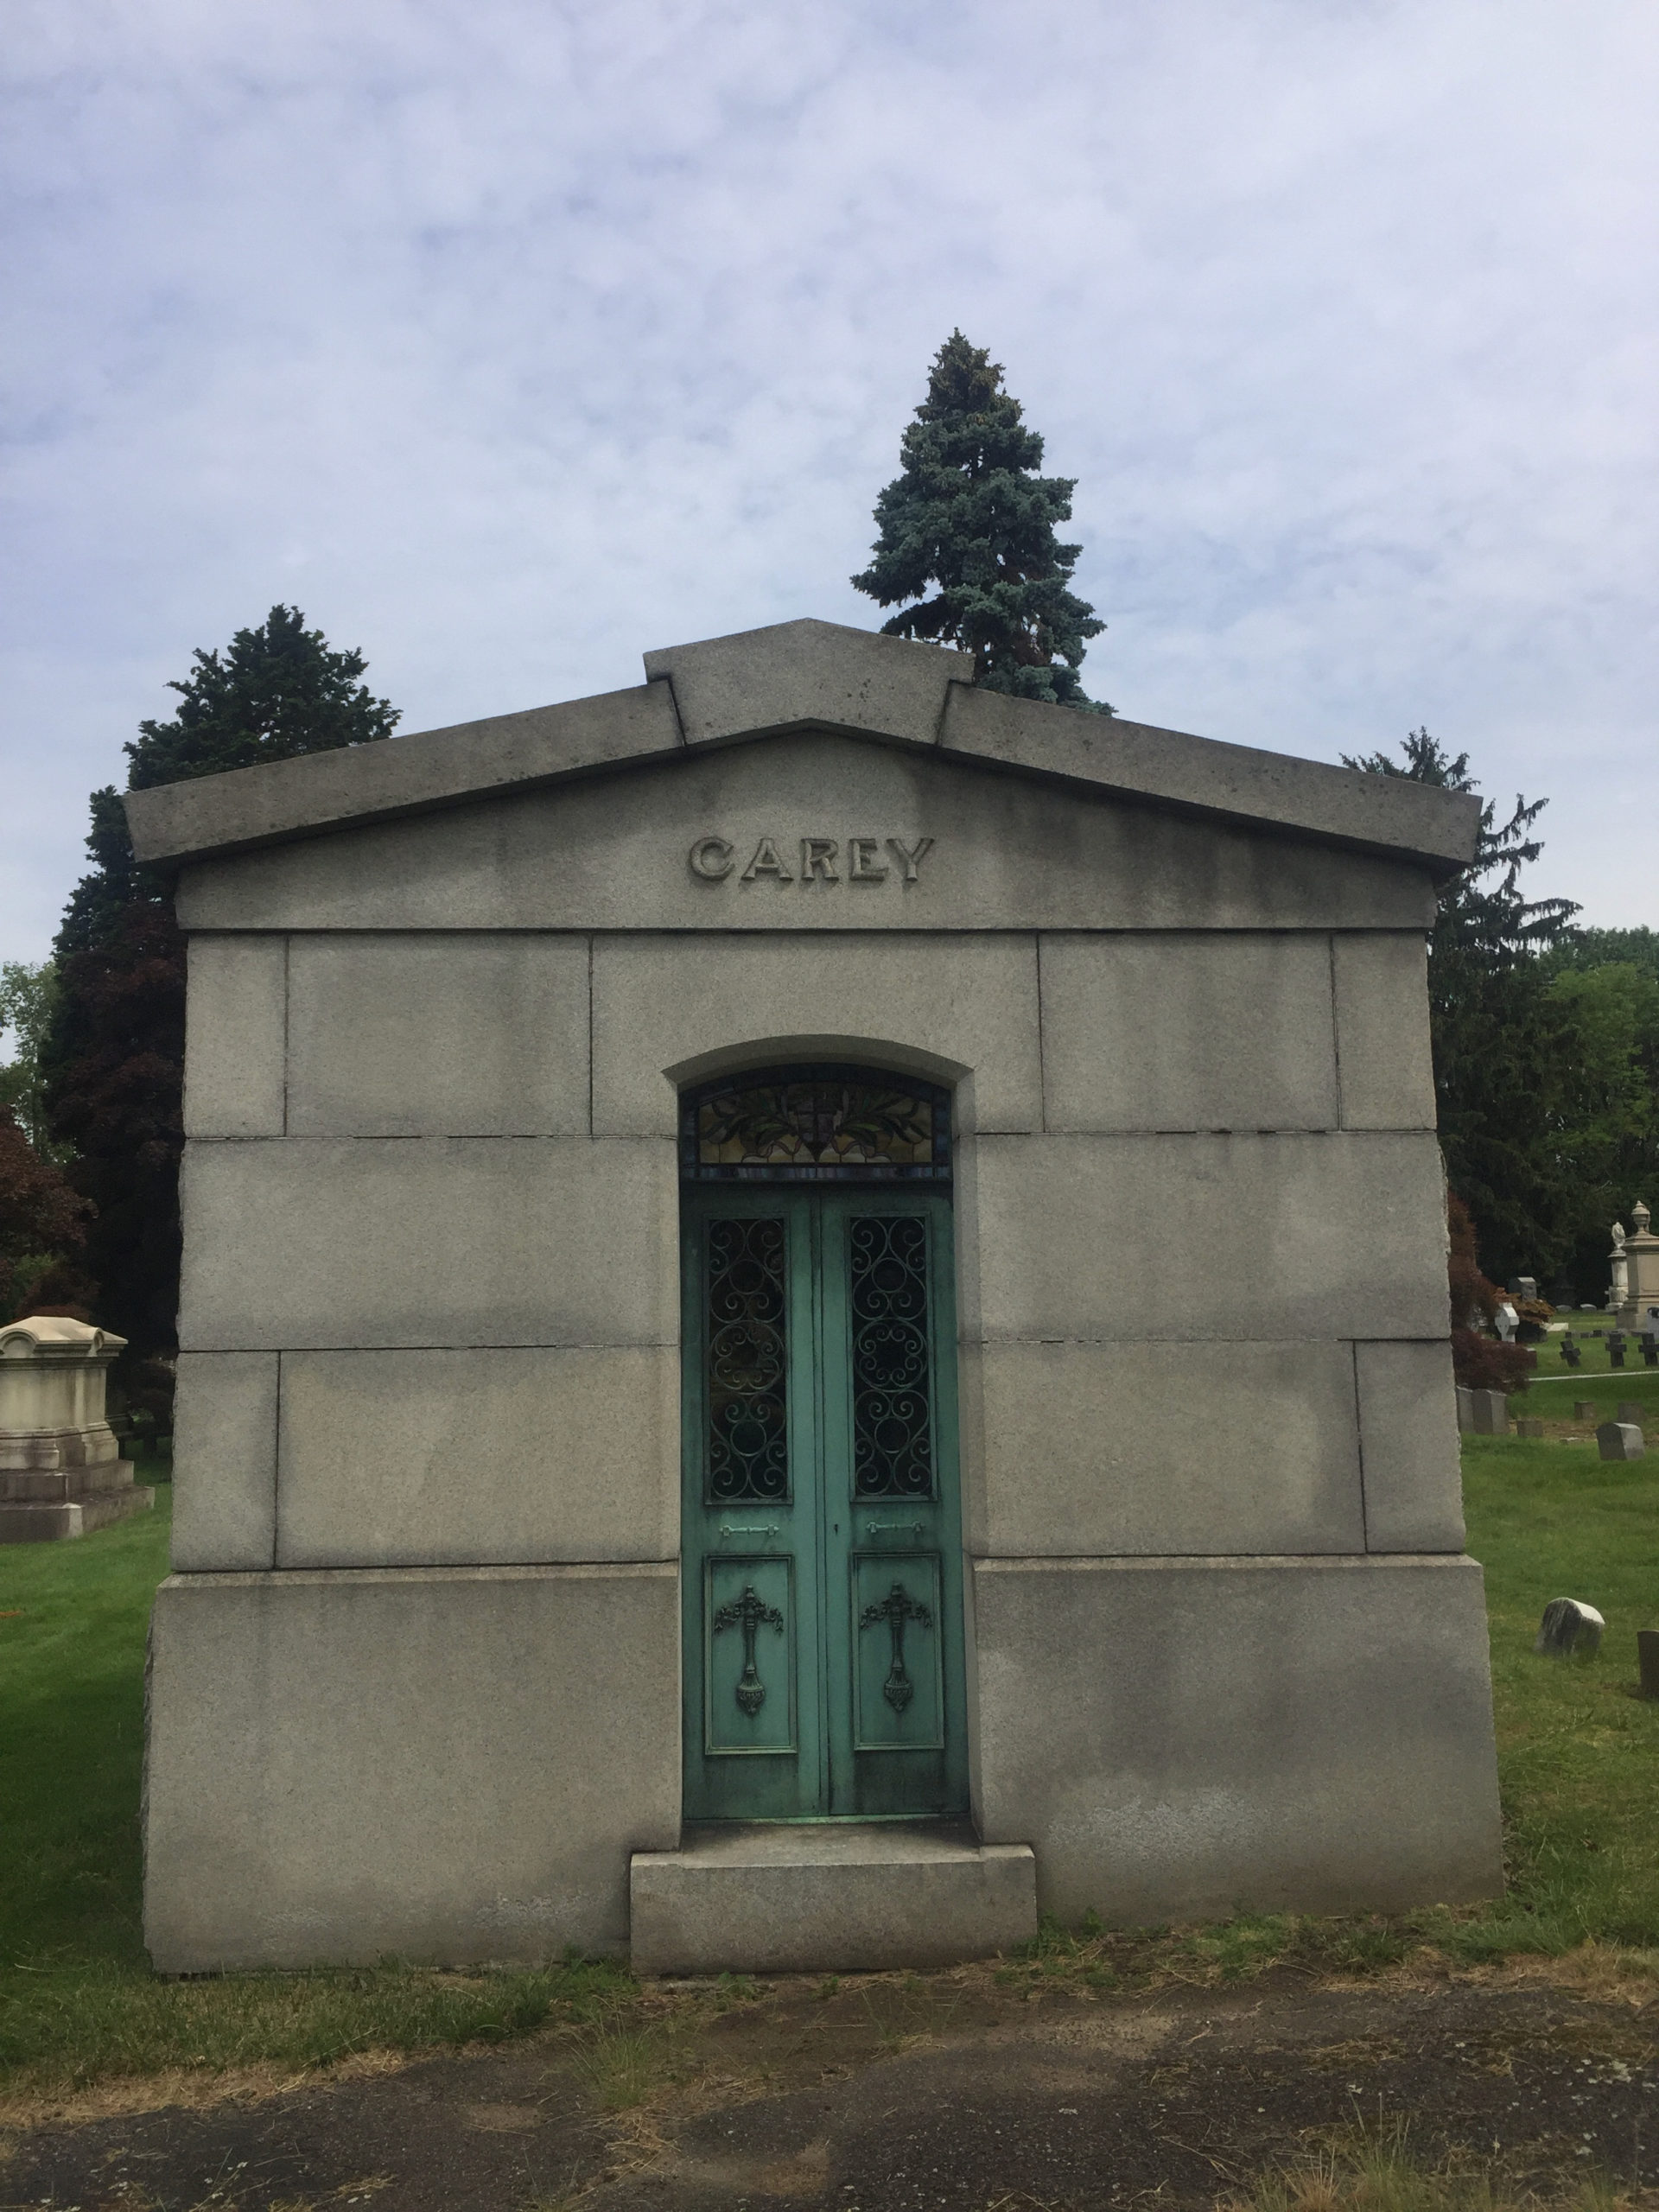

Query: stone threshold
630;1819;1037;1976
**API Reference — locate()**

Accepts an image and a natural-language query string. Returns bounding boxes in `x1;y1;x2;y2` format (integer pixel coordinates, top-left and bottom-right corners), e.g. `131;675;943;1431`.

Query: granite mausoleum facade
128;619;1504;1974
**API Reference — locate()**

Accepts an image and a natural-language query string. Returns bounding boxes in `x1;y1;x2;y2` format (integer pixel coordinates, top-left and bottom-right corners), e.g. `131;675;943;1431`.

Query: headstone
1597;1421;1644;1462
1516;1417;1545;1438
1454;1384;1476;1434
1618;1400;1644;1426
1638;1630;1659;1701
1535;1598;1605;1659
1495;1303;1519;1343
1580;1303;1598;1312
1573;1399;1597;1421
1562;1342;1582;1368
1470;1389;1510;1435
1643;1336;1659;1369
1609;1333;1626;1369
0;1318;156;1542
1514;1277;1538;1301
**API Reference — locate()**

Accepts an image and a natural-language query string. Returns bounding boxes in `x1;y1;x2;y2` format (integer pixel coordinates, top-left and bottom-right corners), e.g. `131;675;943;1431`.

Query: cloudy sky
4;0;1656;982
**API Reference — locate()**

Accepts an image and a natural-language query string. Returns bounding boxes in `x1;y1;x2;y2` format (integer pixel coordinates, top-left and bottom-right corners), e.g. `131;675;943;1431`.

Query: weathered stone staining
124;614;1503;1974
1597;1421;1645;1462
1535;1598;1605;1658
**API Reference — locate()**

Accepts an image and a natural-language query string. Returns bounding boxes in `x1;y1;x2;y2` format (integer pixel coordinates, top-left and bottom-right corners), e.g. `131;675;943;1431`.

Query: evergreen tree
1344;729;1579;1286
853;331;1109;710
45;607;399;1369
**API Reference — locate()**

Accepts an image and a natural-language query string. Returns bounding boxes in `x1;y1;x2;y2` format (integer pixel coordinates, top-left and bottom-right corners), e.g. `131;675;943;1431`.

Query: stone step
630;1821;1037;1975
0;1458;138;1504
0;1484;156;1544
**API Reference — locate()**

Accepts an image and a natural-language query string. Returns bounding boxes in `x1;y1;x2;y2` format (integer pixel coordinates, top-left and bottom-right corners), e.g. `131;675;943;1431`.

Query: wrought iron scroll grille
849;1214;935;1499
681;1065;950;1185
705;1217;790;1503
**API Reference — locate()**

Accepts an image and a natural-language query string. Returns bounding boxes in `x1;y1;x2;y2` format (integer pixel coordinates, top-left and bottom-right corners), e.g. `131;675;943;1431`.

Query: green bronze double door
681;1186;969;1821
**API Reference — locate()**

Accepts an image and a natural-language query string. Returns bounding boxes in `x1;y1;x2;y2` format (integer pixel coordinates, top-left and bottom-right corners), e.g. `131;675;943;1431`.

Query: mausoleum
128;618;1504;1974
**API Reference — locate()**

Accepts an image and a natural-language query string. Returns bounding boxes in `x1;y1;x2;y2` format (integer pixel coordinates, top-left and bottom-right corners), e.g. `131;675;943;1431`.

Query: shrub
1452;1325;1535;1394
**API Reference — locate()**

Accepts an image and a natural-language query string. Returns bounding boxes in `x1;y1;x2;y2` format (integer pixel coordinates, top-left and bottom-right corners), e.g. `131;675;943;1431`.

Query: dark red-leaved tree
1447;1190;1534;1394
0;1106;92;1323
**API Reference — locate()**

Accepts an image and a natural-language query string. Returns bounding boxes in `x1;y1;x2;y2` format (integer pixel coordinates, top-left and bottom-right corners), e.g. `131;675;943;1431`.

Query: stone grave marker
1573;1399;1597;1421
1535;1598;1604;1659
0;1317;155;1541
1609;1333;1627;1368
1638;1630;1659;1701
1516;1417;1545;1438
1454;1384;1476;1434
1469;1389;1510;1435
1597;1421;1644;1462
1618;1400;1644;1425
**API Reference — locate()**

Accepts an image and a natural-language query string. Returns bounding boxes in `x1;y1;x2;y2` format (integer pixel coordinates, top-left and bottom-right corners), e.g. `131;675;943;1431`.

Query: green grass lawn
1456;1437;1659;1952
0;1490;626;2091
3;1440;1656;2094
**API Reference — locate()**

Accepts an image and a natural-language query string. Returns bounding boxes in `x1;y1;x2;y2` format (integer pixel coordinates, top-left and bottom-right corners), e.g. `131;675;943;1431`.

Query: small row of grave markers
1554;1326;1659;1370
1455;1384;1646;1460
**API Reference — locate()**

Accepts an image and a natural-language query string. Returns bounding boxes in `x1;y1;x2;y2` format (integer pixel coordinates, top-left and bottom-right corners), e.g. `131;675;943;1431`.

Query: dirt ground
3;1961;1657;2212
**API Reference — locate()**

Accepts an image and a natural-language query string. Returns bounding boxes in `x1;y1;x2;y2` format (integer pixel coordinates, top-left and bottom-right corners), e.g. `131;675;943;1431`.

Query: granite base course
971;1553;1503;1923
143;1565;680;1972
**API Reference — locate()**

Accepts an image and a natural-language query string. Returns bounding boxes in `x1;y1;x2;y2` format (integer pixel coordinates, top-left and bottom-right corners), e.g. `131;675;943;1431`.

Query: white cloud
3;0;1656;959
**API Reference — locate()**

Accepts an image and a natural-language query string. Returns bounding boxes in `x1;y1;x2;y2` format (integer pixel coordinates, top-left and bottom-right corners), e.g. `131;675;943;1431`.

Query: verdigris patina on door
679;1068;969;1820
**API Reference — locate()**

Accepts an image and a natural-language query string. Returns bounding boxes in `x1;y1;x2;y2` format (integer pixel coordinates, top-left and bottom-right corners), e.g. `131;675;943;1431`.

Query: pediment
176;728;1436;935
130;617;1479;888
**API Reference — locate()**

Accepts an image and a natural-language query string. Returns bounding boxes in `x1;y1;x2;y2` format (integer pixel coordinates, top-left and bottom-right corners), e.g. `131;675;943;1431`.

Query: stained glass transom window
681;1065;950;1184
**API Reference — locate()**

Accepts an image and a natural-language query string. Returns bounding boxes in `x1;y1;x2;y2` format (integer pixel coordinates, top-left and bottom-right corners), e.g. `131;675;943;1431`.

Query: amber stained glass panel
683;1068;949;1184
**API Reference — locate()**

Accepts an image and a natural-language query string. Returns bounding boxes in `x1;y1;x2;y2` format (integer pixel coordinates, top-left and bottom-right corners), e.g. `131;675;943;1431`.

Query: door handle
862;1520;924;1537
718;1522;780;1541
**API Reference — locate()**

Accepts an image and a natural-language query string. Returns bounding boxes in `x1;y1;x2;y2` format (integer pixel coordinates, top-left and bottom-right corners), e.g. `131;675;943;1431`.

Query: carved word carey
689;836;934;885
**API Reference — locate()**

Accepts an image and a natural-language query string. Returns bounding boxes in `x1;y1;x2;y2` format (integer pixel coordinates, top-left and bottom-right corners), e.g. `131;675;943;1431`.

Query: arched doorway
679;1065;970;1821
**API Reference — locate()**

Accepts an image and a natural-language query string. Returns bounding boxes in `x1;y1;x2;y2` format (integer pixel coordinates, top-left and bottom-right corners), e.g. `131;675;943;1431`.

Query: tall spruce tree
1344;729;1579;1285
44;607;399;1369
853;332;1109;710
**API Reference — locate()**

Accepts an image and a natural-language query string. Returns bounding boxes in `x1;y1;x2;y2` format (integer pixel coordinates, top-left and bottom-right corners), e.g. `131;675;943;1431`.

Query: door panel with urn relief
679;1069;969;1821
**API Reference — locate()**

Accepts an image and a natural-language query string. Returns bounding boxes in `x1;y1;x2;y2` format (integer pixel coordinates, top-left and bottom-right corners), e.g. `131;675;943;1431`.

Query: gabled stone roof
124;617;1480;876
0;1315;126;1360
